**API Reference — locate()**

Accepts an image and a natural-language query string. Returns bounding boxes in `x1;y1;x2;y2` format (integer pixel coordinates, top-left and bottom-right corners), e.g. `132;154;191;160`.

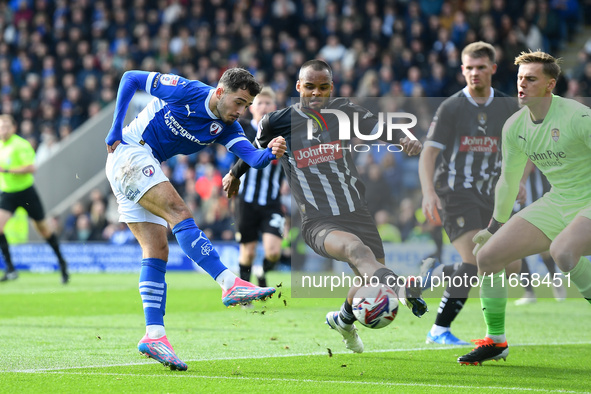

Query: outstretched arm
224;113;281;197
228;136;285;169
224;136;285;197
105;71;152;152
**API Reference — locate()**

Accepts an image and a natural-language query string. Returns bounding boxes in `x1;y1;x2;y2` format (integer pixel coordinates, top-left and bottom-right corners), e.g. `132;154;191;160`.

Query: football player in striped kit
224;60;425;353
419;42;521;346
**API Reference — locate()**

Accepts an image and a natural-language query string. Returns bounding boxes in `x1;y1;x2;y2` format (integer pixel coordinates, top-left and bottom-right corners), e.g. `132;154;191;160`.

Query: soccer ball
352;283;398;329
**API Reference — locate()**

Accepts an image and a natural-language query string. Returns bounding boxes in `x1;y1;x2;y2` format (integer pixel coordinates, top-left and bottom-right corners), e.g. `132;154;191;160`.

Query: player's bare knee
142;243;168;261
140;237;169;260
167;203;193;225
476;247;499;274
37;226;52;239
240;250;256;265
549;243;577;272
343;240;373;264
265;252;281;263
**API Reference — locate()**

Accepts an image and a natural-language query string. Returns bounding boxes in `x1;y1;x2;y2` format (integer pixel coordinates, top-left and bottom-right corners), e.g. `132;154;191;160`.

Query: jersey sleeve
215;122;247;147
147;73;205;104
493;120;528;222
424;99;452;150
571;105;591;150
230;113;275;177
214;121;273;169
228;139;275;169
105;70;153;145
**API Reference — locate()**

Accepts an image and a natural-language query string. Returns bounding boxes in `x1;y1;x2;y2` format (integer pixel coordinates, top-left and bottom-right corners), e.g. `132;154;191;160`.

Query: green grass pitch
0;272;589;393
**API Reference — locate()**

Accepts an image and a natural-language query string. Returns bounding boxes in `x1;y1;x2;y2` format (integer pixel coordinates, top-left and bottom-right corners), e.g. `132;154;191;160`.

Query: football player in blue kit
105;68;286;371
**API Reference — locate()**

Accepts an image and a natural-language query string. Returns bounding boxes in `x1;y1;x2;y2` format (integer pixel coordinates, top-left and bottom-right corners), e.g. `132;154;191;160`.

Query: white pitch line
17;371;591;394
3;341;591;374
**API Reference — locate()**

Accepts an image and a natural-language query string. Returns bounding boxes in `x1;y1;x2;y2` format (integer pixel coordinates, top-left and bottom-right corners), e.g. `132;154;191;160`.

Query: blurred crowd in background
1;0;590;245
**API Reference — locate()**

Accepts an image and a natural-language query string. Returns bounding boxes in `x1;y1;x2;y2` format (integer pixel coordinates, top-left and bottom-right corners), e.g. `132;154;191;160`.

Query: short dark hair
299;59;333;80
514;50;562;80
462;41;496;63
218;68;262;96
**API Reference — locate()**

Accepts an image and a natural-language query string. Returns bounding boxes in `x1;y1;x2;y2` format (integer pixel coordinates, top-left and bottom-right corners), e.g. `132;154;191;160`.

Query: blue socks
139;258;167;327
172;218;227;280
139;219;232;329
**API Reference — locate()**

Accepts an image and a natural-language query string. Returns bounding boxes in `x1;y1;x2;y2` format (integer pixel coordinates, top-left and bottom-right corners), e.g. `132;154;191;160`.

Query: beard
216;99;237;125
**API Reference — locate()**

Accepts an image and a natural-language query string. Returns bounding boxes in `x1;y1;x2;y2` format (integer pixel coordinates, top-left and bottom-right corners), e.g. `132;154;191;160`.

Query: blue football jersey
120;72;248;162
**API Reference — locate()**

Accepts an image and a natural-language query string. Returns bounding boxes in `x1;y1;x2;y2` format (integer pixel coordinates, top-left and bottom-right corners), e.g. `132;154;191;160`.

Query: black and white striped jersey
425;87;519;199
237;119;284;207
231;98;410;222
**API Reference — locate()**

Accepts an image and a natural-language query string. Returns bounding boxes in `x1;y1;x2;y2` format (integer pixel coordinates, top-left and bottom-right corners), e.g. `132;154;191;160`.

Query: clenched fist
269;136;286;158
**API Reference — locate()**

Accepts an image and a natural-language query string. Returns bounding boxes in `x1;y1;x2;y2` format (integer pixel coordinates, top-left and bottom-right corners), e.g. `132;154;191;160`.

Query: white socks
486;334;506;343
216;269;238;291
146;325;166;339
430;325;449;337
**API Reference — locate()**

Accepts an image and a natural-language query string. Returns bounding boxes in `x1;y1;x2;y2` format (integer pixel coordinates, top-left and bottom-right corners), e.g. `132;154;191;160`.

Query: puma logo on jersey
310;134;322;143
518;135;527;142
185;104;196;117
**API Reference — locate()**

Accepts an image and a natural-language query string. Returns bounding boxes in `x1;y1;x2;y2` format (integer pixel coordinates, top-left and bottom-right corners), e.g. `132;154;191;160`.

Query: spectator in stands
34;123;59;164
397;197;420;242
67;213;94;242
375;209;402;244
104;222;137;245
364;163;395;218
63;200;85;241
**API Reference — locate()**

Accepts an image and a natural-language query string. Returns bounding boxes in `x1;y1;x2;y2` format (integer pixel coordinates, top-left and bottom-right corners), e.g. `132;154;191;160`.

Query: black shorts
438;189;492;243
0;185;45;221
236;200;284;243
301;207;385;260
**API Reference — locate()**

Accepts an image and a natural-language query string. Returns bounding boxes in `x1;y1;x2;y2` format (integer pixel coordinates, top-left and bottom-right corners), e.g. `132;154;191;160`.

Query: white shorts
105;141;168;226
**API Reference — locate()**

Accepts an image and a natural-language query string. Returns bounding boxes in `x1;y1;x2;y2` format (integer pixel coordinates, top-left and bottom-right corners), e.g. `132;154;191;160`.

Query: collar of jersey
205;89;218;119
294;102;330;118
462;86;494;107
